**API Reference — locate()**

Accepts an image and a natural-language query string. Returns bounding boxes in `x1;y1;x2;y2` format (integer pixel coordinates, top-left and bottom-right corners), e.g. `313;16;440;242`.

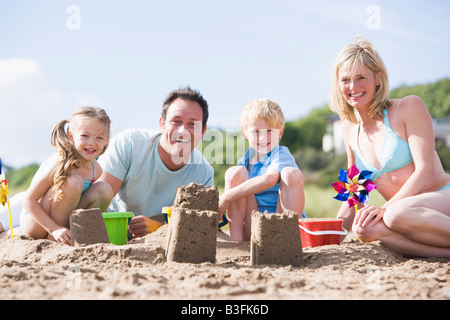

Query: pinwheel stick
0;159;13;238
7;198;13;237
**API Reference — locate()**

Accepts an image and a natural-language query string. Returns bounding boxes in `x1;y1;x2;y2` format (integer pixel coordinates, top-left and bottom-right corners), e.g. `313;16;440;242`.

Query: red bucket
299;218;347;248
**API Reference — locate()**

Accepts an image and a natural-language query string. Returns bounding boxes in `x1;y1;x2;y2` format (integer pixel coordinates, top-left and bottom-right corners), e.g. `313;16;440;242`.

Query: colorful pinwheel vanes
332;164;377;208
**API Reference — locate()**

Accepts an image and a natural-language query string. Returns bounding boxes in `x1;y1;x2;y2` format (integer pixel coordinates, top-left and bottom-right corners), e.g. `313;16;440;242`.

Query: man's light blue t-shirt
98;129;214;219
237;145;306;217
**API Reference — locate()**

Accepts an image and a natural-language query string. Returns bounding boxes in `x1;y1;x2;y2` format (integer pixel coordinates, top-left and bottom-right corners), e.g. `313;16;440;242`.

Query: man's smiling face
158;98;205;169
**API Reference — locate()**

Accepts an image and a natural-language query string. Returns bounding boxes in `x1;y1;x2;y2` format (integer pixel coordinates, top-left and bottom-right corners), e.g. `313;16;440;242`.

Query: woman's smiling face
338;63;380;110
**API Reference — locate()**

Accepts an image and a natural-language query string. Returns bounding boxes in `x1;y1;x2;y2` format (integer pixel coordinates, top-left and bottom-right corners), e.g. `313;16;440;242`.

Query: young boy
219;99;306;241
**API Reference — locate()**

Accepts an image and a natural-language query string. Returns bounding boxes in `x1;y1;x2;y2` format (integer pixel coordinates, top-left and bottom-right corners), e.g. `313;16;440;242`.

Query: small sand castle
165;183;219;263
70;208;110;247
251;210;303;266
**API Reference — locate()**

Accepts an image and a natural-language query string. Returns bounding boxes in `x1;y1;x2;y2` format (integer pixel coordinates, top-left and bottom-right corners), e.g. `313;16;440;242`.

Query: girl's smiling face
68;119;109;162
244;118;282;159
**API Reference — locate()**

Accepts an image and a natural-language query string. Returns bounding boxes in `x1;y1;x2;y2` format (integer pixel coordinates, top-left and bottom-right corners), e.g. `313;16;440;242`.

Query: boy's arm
219;169;279;214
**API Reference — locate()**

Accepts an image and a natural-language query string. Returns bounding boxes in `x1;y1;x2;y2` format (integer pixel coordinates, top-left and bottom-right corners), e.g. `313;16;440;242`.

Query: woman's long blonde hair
50;107;110;200
329;35;390;124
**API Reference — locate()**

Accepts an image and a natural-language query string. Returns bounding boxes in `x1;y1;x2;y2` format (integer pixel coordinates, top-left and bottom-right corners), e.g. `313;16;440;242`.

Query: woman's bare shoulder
390;95;427;111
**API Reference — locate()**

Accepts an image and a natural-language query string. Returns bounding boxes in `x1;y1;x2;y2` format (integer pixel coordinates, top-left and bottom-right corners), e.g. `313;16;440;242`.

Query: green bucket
102;212;134;245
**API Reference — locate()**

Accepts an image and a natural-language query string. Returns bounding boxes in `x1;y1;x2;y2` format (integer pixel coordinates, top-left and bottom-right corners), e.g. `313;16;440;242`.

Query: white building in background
322;116;345;154
323;116;450;154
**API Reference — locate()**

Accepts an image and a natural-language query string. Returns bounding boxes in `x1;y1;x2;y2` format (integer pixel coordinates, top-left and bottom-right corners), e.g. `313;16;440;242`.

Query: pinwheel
0;158;13;237
332;164;377;213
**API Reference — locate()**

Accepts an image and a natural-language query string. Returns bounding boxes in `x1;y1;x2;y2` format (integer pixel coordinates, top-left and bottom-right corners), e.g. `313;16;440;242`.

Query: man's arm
98;171;123;198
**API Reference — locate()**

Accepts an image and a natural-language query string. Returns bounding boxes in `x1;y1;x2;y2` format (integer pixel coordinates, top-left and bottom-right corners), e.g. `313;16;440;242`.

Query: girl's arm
22;155;64;236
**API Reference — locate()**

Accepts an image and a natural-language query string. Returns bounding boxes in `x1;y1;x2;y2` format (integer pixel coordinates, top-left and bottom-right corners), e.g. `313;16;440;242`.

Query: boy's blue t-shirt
98;129;214;219
237;145;304;215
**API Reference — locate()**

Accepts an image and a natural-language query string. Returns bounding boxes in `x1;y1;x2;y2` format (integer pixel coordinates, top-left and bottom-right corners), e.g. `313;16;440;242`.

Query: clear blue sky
1;0;449;168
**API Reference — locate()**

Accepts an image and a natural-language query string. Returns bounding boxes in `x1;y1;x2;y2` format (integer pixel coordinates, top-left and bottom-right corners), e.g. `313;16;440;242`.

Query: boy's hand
218;193;230;215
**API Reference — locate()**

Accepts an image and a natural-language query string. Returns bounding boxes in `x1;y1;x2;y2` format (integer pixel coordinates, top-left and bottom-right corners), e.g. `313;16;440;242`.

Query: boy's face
244;118;282;157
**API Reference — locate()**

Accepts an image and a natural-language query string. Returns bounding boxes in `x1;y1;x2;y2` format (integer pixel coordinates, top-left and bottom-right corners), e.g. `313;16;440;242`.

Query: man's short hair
161;86;209;131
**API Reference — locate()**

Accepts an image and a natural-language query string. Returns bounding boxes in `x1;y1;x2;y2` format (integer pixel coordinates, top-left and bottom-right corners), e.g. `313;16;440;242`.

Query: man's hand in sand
128;215;164;238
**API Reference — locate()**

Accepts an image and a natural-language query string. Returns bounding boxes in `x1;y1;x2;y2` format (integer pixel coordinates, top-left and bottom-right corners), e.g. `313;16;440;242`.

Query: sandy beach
0;224;448;300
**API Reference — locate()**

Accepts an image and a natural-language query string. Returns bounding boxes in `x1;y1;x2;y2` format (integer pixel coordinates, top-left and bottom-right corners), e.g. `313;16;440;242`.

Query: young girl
20;107;113;245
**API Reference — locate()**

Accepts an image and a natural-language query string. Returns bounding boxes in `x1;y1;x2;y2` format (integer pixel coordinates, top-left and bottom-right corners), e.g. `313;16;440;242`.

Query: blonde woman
330;36;450;258
20;107;112;245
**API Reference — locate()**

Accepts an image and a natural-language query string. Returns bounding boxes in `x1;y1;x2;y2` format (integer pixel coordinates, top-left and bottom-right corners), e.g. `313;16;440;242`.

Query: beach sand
0;224;448;300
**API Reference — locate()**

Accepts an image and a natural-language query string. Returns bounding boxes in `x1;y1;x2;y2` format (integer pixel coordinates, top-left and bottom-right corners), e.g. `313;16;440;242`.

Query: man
98;87;214;237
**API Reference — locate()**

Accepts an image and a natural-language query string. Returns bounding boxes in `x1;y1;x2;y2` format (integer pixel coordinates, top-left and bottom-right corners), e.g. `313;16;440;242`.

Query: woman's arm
383;96;436;207
336;120;361;238
355;96;436;228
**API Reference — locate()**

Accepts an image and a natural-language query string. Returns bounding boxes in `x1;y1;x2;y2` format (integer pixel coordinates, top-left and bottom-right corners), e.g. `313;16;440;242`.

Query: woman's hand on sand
50;227;72;245
354;205;385;228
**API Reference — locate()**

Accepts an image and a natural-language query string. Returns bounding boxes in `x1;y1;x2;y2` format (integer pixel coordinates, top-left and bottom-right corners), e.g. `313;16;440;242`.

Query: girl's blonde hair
329;35;390;124
50;106;111;200
240;99;285;133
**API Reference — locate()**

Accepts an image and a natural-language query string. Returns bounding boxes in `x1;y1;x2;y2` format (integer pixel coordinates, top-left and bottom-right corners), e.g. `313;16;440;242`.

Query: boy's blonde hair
240;99;285;133
329;35;390;124
50;106;111;200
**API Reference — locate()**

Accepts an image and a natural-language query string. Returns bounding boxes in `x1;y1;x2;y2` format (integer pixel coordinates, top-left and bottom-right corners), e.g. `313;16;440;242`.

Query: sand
0;224;448;300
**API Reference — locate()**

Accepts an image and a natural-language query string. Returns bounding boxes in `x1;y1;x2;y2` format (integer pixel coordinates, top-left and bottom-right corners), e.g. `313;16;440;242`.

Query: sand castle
251;210;303;267
166;183;304;266
70;208;110;246
166;183;219;263
172;182;219;212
